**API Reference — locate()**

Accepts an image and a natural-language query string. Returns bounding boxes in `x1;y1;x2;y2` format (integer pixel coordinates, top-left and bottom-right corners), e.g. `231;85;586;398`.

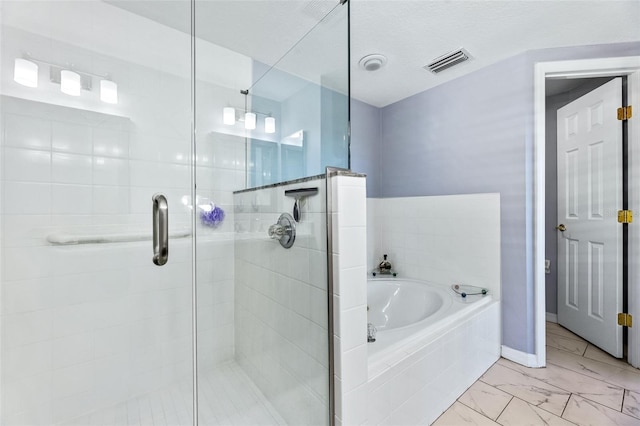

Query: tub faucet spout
367;323;377;343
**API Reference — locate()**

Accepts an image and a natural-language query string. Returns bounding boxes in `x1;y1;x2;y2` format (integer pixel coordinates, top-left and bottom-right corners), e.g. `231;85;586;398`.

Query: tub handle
152;193;169;266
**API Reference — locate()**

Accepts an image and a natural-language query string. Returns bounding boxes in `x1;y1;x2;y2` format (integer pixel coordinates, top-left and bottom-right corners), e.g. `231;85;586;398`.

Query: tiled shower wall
0;26;242;426
234;177;330;425
233;173;369;426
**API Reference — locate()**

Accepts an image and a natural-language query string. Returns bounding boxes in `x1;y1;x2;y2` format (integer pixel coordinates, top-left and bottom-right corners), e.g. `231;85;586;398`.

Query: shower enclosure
0;1;349;424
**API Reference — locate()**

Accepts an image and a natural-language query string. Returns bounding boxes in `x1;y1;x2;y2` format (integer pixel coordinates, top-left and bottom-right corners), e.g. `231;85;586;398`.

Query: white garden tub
366;277;500;425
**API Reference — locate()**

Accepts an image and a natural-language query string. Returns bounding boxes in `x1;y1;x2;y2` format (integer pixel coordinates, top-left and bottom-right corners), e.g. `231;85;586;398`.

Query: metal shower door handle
152;193;168;266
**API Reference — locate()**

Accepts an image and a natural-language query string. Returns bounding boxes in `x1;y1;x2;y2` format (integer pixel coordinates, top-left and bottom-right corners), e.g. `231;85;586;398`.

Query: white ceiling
108;0;640;107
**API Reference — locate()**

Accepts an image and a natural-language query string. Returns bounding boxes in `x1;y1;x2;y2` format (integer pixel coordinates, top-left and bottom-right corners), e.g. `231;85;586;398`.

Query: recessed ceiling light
359;54;387;72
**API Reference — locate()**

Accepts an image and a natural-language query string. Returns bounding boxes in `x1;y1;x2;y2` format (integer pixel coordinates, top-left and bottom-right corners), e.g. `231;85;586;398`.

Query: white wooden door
557;77;623;358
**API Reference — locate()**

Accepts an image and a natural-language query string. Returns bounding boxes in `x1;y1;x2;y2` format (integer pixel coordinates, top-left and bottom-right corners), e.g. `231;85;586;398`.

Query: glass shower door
0;1;195;424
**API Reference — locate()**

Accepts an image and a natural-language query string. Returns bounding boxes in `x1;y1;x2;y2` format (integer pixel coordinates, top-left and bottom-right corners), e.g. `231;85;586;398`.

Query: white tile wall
367;194;501;299
1;25;242;424
330;174;368;426
234;177;331;426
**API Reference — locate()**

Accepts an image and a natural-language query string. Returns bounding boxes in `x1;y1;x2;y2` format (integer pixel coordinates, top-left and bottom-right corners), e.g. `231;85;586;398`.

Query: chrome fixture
152;193;169;265
268;212;296;249
13;55;118;103
223;89;275;132
284;187;318;222
367;323;377;343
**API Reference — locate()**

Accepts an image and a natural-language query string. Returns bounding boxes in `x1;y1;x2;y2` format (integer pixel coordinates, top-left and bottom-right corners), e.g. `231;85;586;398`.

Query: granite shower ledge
233;170;366;194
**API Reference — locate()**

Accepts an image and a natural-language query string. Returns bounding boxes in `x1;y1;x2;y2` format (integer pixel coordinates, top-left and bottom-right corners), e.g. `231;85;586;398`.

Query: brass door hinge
617;106;633;121
618;210;633;224
618;313;633;328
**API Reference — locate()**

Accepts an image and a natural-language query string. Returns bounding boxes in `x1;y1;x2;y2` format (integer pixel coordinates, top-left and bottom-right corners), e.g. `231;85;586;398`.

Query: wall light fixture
14;58;38;87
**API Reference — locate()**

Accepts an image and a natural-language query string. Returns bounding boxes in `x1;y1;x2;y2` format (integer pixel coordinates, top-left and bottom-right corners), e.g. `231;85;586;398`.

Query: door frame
534;56;640;368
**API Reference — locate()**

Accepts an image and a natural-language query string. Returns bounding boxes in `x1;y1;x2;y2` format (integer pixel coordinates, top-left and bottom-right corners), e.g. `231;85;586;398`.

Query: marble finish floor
434;322;640;425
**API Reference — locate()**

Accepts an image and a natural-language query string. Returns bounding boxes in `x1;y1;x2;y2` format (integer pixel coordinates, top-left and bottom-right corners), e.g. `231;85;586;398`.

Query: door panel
557;77;623;357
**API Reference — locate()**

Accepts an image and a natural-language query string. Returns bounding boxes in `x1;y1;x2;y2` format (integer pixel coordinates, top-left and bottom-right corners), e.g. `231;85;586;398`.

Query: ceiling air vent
424;48;471;74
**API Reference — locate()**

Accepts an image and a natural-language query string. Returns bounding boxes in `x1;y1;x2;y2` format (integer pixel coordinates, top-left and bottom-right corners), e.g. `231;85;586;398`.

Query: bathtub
366;277;500;425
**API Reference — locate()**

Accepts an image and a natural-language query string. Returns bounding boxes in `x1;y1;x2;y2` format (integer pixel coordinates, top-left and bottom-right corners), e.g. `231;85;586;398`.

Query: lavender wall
350;99;381;198
367;42;640;354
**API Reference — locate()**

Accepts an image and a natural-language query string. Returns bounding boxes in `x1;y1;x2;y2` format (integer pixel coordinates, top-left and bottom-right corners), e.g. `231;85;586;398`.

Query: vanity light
244;112;256;130
60;70;81;96
223;107;236;125
14;58;38;87
100;79;118;104
265;116;276;134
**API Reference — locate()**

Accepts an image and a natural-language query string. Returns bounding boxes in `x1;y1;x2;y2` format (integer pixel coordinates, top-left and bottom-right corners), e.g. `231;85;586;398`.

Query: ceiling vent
424;48;471;74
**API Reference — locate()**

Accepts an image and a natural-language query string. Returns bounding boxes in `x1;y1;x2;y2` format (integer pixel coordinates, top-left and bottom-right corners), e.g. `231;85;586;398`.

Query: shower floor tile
62;361;286;426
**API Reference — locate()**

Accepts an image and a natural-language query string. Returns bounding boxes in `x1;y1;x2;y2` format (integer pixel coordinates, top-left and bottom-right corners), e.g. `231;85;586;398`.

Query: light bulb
245;112;256;130
100;80;118;104
14;58;38;88
60;70;81;96
223;107;236;125
265;116;276;134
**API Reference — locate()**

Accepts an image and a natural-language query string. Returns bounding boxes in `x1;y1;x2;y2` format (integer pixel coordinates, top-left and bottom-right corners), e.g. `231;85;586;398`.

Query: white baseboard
545;312;558;323
501;345;543;368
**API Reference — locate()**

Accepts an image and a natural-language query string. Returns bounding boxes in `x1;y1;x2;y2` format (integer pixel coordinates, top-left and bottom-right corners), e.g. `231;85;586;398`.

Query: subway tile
3;181;51;215
339;344;368;392
92;157;129;186
4;112;51;150
3;309;53;347
2;246;52;281
52;120;92;154
51;184;92;215
2;278;55;313
51;152;92;184
2;340;53;379
2;147;51;183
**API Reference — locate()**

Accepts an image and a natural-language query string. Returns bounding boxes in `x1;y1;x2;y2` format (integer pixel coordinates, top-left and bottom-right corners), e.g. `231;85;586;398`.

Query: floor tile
496;397;575;426
547;346;640;393
546;322;586;342
584;344;640;373
624;390;640;420
546;333;588;356
458;380;513;420
433;401;500;426
562;394;640;426
497;357;624;410
480;363;570;416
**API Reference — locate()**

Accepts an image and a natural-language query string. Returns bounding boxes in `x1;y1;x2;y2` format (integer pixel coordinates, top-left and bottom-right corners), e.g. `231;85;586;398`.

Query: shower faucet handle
267;213;296;249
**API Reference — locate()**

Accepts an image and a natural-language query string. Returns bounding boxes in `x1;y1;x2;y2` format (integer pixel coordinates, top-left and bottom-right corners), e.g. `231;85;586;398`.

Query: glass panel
247;3;350;188
0;2;194;425
194;1;348;425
